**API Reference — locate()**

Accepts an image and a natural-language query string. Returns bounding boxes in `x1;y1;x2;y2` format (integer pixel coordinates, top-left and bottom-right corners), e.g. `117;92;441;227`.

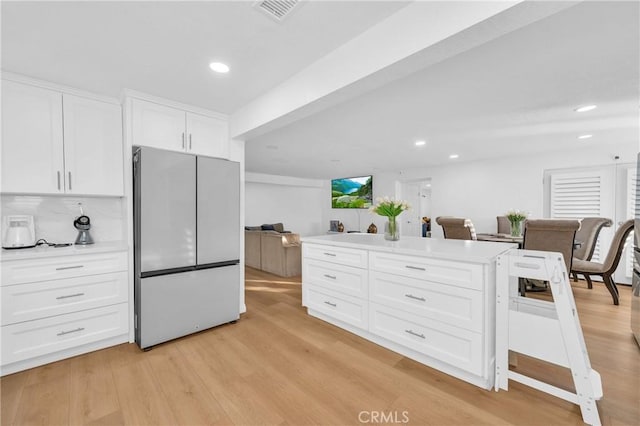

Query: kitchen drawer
370;271;483;332
304;259;368;299
305;285;368;330
369;251;483;291
303;244;367;269
1;251;128;286
2;271;128;325
369;302;483;376
1;302;128;365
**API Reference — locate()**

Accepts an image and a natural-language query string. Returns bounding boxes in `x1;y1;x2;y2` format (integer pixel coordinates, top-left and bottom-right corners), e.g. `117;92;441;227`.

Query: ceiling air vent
254;0;300;22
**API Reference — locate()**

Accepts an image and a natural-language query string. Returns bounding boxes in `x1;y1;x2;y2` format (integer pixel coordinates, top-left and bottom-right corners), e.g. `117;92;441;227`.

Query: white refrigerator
133;146;240;349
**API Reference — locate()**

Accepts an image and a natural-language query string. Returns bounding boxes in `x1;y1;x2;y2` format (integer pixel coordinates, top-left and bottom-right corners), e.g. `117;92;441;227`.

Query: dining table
475;233;581;249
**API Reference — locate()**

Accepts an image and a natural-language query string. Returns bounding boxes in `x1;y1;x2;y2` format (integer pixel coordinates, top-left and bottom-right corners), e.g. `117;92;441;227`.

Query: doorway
399;178;432;237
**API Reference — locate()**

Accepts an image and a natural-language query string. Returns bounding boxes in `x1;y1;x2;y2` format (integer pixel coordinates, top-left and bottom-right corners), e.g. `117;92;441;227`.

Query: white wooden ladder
495;249;603;426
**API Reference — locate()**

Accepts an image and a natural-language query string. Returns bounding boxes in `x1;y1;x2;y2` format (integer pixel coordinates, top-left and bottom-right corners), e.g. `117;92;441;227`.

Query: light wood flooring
1;268;638;425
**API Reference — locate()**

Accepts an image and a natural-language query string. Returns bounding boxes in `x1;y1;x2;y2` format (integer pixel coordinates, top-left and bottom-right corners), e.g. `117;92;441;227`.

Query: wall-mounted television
331;175;373;209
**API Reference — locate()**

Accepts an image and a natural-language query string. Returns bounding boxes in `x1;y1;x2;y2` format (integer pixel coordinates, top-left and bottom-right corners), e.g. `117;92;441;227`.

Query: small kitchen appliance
74;214;94;245
2;215;36;249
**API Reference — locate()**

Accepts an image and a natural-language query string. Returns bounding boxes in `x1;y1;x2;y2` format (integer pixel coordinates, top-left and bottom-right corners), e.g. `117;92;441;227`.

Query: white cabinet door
63;94;124;196
131;99;186;152
1;80;64;193
186;112;229;158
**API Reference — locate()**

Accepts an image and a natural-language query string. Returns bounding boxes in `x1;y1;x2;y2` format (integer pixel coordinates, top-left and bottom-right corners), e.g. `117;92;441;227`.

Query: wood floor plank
68;350;121;425
0;267;637;425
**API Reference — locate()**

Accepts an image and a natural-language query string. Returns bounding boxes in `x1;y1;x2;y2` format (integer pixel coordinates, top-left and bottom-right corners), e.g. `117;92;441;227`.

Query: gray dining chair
521;219;581;294
571;217;613;283
497;216;511;234
571;219;634;305
435;217;477;240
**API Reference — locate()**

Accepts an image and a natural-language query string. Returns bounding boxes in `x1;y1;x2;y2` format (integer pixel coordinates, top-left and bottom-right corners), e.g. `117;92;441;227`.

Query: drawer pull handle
323;252;337;257
324;274;337;280
56;292;85;300
324;301;337;307
514;262;541;270
405;294;426;302
57;327;85;336
55;265;84;271
405;329;425;339
405;265;426;271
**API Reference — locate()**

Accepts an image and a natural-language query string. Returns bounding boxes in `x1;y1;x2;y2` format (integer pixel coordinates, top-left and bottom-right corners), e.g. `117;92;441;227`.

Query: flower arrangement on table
370;197;411;241
505;209;528;237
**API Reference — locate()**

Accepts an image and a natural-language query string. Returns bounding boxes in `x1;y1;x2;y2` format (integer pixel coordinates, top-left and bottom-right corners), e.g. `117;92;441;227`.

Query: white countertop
1;241;128;261
301;233;517;264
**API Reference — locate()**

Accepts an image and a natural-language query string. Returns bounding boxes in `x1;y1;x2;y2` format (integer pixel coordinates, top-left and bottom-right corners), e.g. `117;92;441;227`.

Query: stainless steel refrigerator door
138;147;197;272
197;156;240;265
137;265;240;349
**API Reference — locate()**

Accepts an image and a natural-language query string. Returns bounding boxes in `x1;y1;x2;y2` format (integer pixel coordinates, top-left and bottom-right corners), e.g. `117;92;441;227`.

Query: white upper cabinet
2;80;65;194
63;94;124;196
1;79;124;196
186;112;229;159
131;98;229;158
131;99;186;152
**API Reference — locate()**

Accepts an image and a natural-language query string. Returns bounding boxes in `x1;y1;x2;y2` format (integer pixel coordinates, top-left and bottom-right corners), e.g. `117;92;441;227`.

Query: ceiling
2;1;638;179
1;1;409;113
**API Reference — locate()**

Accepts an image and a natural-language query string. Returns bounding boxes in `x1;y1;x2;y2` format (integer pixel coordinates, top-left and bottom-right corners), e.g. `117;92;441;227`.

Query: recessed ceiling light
415;140;426;147
330;159;340;163
449;154;459;159
574;104;597;113
266;145;278;150
578;134;593;140
209;62;230;73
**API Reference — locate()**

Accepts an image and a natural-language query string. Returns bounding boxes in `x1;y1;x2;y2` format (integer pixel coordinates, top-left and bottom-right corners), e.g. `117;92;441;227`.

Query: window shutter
623;167;637;277
550;170;614;262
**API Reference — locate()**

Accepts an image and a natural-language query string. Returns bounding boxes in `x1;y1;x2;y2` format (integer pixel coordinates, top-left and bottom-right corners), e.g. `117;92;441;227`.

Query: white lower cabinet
302;239;499;389
369;302;483;376
1;248;129;375
2;303;128;366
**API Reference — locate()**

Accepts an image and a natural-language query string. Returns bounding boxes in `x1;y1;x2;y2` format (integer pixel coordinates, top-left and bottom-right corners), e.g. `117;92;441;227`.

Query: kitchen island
301;233;517;389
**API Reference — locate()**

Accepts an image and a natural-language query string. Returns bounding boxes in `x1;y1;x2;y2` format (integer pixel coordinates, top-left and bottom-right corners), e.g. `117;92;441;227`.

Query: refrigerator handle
182;132;185;149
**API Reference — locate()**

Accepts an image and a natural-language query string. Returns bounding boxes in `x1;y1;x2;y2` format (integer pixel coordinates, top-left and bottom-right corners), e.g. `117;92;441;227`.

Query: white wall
245;173;325;237
1;195;125;244
395;144;637;237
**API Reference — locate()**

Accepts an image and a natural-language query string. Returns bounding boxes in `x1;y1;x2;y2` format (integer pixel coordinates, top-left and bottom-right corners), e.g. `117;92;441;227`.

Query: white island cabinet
302;233;516;389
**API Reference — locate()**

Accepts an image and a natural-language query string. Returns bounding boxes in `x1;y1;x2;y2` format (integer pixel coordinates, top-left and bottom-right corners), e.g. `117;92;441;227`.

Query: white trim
121;89;228;120
1;71;120;105
245;172;324;188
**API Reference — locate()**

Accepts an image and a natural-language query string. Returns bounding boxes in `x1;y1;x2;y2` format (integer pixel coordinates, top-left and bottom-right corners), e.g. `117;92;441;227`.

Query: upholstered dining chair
521;219;581;294
497;216;511;234
435;217;477;240
571;219;634;305
571;217;613;283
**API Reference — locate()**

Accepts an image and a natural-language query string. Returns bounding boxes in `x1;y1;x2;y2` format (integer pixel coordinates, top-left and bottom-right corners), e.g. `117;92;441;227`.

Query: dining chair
496;216;511;234
521;219;581;294
571;219;634;305
571;217;613;283
435;217;477;240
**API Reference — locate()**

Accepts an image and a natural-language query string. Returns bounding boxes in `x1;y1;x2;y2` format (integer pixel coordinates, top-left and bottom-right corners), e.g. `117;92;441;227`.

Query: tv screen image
331;175;373;209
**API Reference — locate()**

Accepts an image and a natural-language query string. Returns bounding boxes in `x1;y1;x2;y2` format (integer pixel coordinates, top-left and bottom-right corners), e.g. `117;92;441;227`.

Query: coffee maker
2;215;36;249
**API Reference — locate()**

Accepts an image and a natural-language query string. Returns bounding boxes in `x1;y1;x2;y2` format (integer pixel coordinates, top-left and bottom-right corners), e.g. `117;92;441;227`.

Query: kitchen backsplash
1;195;125;244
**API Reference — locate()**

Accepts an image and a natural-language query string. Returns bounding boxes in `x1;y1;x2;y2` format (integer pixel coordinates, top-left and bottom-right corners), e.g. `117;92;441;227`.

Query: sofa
245;223;301;277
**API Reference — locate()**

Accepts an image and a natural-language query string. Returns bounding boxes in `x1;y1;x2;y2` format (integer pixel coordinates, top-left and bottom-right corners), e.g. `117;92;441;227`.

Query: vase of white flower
506;209;528;237
370;197;410;241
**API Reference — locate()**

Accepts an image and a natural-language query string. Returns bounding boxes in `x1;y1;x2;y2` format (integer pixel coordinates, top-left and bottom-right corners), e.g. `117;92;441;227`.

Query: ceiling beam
230;0;582;141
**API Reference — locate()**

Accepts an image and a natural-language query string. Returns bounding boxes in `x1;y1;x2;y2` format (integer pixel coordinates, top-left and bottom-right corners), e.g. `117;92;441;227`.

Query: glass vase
384;216;400;241
510;220;522;237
